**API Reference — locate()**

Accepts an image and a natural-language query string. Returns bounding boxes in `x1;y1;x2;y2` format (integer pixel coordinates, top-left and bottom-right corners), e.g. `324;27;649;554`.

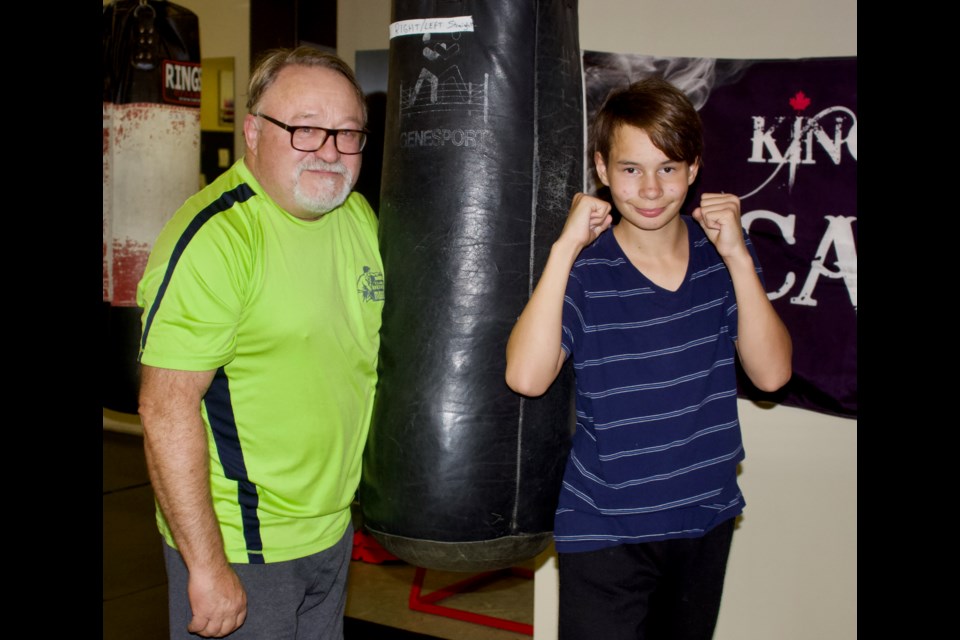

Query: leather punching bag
361;0;583;572
103;0;201;412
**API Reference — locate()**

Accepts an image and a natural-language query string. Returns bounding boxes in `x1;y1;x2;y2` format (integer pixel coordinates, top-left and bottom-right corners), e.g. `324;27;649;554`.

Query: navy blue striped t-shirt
556;215;762;553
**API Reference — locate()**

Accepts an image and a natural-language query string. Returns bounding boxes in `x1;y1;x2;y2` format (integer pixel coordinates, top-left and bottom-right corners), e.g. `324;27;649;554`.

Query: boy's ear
687;159;701;185
594;151;610;186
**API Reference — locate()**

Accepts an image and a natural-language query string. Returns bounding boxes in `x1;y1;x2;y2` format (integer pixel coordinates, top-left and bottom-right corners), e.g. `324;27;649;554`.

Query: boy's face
595;125;699;234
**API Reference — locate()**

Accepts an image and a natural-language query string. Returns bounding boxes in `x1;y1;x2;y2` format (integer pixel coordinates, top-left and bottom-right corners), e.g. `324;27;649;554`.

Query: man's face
244;65;365;220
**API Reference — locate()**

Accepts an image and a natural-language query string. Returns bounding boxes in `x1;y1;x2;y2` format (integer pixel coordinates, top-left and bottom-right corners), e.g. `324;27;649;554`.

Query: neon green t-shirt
137;159;384;563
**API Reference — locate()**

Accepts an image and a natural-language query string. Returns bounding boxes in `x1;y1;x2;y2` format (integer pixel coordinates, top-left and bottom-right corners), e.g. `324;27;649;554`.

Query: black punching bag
103;1;201;413
361;0;583;572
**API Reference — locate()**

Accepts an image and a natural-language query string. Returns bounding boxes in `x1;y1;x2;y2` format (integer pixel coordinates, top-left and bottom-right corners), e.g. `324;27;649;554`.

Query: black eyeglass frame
254;112;368;154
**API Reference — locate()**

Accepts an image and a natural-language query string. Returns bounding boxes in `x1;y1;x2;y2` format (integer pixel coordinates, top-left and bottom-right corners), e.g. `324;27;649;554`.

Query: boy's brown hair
592;76;703;166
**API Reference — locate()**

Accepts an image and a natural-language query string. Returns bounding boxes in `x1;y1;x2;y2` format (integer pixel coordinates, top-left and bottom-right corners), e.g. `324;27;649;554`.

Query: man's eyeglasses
255;113;368;154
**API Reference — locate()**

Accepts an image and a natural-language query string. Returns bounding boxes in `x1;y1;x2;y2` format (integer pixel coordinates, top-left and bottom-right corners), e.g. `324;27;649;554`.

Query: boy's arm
505;193;612;397
694;193;792;392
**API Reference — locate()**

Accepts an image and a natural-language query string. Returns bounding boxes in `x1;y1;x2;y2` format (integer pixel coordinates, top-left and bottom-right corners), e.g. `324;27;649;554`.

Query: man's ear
243;114;261;155
594;151;610;187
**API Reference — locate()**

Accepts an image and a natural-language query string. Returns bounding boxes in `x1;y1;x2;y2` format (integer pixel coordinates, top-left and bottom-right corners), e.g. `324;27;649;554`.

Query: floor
103;415;534;640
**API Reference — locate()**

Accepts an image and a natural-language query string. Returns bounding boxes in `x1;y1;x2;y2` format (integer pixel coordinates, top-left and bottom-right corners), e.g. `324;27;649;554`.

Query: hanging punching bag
103;0;201;413
361;0;583;572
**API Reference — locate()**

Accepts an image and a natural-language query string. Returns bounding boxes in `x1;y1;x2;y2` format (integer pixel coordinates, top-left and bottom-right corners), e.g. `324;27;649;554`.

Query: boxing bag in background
103;0;201;413
361;0;583;572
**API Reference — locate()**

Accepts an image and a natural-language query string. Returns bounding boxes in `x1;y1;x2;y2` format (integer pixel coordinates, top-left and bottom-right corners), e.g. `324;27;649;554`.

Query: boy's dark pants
558;518;735;640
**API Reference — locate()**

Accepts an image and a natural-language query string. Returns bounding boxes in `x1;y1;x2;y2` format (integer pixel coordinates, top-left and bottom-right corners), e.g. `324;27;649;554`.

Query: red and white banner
103;1;201;307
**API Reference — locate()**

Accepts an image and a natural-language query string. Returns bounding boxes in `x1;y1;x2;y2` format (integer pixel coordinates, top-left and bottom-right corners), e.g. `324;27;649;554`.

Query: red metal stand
408;566;534;636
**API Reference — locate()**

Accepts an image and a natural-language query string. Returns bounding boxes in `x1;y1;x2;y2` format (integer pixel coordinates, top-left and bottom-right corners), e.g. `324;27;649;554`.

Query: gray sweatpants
163;523;353;640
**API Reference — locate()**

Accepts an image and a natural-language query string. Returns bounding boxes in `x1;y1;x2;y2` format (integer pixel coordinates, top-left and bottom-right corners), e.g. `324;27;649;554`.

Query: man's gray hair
246;46;367;124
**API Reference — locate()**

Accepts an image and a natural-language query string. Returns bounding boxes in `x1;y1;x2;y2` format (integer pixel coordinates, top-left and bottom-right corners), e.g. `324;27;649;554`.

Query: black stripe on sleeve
139;183;257;358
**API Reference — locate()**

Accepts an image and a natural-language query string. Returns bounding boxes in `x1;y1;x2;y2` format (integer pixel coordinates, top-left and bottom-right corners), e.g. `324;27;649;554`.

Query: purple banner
583;53;857;418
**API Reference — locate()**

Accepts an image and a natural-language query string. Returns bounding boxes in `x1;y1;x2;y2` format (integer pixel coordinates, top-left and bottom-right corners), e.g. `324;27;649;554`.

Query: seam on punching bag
514;396;527;531
514;2;543;532
579;47;589;193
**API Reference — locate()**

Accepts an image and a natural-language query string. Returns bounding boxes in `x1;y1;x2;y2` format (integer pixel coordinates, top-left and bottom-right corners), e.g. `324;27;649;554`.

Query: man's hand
692;192;746;258
139;365;246;637
186;564;248;637
558;193;613;253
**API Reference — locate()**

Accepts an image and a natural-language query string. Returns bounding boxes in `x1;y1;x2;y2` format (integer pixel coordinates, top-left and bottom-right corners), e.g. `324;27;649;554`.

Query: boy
505;76;792;639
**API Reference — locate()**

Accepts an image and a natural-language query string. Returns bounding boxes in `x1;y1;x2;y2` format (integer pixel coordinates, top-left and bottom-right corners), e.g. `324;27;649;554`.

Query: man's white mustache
298;161;348;176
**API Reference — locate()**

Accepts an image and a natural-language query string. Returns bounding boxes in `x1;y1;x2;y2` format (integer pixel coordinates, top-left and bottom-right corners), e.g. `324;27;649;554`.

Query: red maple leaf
789;91;811;111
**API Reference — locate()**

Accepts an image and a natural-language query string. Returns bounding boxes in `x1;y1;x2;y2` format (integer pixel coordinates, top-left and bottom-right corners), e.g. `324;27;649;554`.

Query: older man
137;47;384;639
